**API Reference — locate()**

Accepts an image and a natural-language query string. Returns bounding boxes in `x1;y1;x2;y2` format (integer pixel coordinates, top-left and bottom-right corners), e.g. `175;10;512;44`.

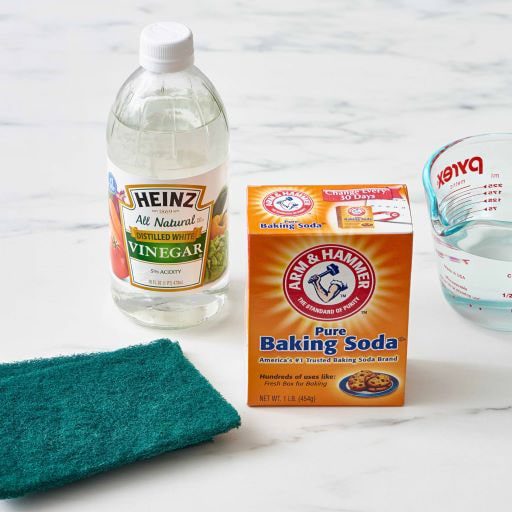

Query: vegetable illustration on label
108;173;129;279
206;186;228;283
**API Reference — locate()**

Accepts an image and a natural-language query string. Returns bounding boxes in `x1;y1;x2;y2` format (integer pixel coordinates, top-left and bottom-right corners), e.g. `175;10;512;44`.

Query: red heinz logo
436;155;483;188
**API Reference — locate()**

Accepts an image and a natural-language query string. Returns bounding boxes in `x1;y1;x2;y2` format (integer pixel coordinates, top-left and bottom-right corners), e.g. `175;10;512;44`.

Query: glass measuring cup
423;133;512;331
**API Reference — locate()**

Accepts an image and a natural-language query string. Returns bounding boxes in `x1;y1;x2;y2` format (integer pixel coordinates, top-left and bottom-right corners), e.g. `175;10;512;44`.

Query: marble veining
2;1;512;510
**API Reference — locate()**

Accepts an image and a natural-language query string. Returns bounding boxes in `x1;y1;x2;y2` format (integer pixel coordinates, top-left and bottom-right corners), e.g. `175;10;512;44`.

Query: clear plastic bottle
107;22;229;328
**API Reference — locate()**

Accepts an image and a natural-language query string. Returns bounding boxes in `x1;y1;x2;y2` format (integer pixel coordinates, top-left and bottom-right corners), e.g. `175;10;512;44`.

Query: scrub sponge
0;339;240;499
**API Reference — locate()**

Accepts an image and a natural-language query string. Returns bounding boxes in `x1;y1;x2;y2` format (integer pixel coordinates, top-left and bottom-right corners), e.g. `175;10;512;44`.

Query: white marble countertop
2;1;512;510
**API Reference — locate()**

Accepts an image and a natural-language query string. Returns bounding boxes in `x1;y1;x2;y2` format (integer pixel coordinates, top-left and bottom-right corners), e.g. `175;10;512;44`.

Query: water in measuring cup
437;219;512;330
448;221;512;261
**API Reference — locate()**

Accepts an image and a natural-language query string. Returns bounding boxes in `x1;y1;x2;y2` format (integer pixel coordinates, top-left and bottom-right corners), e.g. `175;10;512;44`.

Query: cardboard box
247;185;413;406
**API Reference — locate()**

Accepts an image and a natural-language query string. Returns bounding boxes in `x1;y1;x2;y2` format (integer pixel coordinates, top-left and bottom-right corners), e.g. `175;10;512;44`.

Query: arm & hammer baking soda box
247;185;413;406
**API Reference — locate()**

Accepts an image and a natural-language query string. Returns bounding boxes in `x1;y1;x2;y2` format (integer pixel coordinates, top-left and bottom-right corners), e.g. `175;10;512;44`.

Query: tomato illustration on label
110;235;129;279
108;172;129;279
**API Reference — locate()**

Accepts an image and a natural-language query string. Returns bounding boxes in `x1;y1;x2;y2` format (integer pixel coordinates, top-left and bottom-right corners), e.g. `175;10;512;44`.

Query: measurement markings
441;199;473;217
439;184;487;209
450;207;487;224
440;189;485;215
441;191;486;220
442;193;486;219
441;191;472;212
438;185;471;208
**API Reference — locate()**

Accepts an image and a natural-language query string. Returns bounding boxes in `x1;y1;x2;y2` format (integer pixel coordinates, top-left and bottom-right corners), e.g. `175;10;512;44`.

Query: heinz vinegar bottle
107;22;229;328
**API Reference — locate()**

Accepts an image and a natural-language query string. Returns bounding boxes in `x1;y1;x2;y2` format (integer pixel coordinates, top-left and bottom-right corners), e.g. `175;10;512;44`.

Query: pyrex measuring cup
423;133;512;331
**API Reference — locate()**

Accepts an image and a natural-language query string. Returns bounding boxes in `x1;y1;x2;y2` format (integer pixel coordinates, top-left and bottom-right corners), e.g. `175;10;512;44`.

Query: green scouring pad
0;339;240;499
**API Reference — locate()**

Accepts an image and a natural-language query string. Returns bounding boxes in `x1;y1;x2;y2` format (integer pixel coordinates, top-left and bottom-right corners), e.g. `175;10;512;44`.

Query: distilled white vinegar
107;23;229;328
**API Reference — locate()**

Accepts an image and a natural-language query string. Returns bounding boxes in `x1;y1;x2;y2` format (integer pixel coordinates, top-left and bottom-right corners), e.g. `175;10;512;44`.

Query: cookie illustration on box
341;370;398;398
347;370;375;391
366;373;393;392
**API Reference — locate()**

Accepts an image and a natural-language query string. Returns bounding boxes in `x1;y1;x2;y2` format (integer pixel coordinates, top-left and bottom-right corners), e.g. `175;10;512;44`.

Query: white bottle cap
139;22;194;73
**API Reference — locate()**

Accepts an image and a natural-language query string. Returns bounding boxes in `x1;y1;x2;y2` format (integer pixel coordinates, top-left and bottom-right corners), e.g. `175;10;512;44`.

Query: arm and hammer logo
262;189;314;217
283;244;375;321
347;207;366;217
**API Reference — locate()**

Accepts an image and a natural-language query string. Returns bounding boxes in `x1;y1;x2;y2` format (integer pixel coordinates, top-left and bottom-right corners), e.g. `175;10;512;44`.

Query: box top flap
247;184;412;235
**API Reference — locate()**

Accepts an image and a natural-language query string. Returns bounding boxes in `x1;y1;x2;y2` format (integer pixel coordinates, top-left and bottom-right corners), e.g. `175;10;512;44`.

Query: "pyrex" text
436;155;483;188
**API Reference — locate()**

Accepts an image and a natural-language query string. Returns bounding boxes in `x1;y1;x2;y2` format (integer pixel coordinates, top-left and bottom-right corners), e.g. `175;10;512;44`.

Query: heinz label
108;162;228;292
247;184;413;406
